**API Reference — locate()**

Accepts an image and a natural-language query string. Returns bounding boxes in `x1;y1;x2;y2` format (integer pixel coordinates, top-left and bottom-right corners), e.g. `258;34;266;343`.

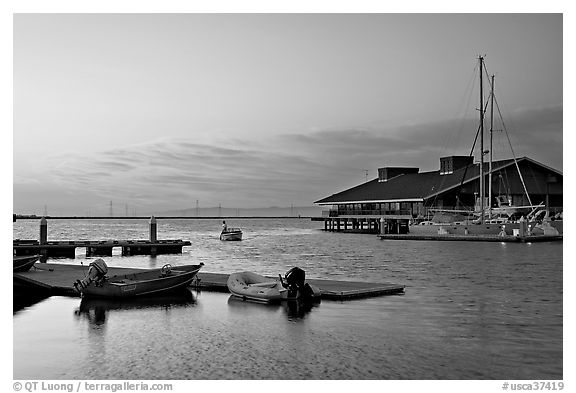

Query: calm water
13;218;563;379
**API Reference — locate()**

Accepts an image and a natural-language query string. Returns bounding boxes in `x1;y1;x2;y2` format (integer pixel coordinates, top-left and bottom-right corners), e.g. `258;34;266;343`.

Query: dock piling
149;216;157;242
40;217;48;245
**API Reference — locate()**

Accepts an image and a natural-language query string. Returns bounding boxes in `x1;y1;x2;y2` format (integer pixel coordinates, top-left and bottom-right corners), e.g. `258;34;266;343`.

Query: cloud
13;137;328;214
13;105;562;215
277;104;563;171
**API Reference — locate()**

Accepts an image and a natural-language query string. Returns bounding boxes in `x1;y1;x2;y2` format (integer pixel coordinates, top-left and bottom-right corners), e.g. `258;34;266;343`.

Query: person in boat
222;220;227;233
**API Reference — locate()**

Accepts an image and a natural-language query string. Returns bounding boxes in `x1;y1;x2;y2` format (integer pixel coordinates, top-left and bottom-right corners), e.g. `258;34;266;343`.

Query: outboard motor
281;267;319;300
73;259;108;293
284;267;306;294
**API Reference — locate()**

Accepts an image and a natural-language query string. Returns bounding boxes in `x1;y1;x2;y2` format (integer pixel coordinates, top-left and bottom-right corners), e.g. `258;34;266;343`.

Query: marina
14;262;406;300
13;217;563;380
13;13;563;382
313;57;563;241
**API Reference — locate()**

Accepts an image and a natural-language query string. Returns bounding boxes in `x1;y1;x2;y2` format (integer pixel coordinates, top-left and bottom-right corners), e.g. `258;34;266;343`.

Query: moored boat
409;57;561;236
73;259;203;298
13;254;40;272
227;267;321;303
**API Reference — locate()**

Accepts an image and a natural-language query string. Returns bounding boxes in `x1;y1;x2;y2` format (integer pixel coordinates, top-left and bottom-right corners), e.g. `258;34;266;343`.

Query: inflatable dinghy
227;267;321;303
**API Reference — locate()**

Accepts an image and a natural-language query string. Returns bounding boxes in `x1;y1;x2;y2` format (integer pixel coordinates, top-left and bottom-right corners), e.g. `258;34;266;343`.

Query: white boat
227;267;321;303
220;228;243;241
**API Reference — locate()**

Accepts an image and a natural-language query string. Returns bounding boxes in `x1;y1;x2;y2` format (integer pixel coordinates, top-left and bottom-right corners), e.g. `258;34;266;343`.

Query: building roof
314;157;561;205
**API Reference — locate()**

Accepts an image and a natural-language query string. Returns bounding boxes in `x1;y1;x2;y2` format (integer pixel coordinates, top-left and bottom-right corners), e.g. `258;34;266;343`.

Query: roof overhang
316;198;424;206
424;156;563;201
315;157;562;206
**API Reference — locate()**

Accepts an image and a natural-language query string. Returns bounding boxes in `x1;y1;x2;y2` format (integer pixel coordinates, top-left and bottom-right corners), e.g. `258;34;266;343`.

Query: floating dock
379;233;562;242
13;263;405;301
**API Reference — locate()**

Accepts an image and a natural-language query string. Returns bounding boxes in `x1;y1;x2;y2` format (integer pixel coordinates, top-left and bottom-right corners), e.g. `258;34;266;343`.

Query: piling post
40;217;48;245
149;216;157;242
518;216;526;237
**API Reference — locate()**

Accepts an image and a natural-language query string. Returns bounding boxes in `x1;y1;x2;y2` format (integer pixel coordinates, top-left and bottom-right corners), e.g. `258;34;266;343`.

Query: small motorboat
13;255;40;272
220;228;243;241
73;259;203;298
227;267;321;303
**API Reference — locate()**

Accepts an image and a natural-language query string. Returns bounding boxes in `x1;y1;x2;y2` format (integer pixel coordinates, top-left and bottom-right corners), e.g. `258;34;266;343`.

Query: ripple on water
13;219;562;379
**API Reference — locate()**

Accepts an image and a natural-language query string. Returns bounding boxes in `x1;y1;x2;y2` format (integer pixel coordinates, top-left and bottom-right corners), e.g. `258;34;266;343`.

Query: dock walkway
14;263;405;301
13;239;191;258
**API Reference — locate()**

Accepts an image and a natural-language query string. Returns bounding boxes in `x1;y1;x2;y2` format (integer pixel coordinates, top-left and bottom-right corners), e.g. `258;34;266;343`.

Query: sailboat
477;70;546;224
410;56;557;236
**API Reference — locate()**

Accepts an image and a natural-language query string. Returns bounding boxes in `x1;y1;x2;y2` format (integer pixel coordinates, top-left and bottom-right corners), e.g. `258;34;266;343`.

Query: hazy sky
12;13;563;215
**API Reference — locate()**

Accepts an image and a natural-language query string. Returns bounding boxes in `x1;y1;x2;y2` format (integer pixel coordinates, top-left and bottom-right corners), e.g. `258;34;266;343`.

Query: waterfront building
314;156;562;233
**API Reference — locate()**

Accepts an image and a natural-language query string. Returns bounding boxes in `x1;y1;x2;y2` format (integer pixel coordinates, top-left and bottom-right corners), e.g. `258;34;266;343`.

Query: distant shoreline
14;215;317;220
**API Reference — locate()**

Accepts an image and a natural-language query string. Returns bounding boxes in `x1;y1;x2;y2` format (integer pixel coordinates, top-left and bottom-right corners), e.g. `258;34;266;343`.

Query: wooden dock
13;239;191;258
379;233;563;242
13;263;405;300
14;217;190;258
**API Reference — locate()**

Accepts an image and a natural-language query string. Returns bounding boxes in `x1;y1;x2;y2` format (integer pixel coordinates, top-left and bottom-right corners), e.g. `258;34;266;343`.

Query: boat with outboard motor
227;267;321;303
13;254;40;272
73;259;203;298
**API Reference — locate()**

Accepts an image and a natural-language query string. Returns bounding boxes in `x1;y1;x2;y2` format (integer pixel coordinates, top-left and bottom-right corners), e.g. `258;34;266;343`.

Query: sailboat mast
489;74;494;219
478;56;485;224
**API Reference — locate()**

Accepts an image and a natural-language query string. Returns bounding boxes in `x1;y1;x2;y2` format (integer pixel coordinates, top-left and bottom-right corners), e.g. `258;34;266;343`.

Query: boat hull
220;231;243;241
13;255;40;272
409;220;563;236
227;272;285;303
410;222;509;235
80;264;202;298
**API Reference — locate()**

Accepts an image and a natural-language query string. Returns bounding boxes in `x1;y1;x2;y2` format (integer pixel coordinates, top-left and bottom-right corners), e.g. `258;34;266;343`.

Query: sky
11;12;563;216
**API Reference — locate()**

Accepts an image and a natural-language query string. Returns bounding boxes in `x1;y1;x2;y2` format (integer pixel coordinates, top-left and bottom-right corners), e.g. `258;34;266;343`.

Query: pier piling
40;217;48;245
149;216;157;242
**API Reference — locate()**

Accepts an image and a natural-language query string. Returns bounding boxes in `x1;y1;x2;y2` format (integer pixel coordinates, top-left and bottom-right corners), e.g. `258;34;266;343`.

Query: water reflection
13;219;563;379
13;292;50;314
226;295;320;320
283;298;320;320
74;289;197;327
226;295;281;314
